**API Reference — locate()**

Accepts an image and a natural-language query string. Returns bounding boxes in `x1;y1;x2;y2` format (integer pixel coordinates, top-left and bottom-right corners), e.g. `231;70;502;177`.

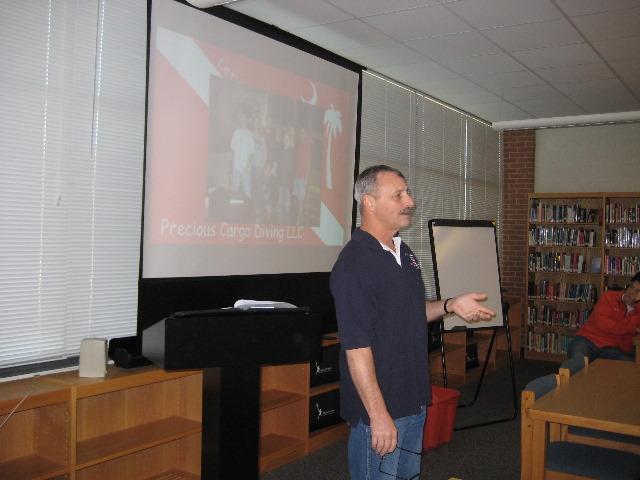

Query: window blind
360;71;502;299
0;0;146;371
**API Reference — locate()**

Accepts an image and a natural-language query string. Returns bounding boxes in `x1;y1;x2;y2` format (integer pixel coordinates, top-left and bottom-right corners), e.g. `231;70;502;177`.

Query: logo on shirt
406;253;421;270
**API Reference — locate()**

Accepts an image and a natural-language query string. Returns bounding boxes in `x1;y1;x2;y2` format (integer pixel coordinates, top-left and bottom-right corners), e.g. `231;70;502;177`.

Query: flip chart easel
428;219;518;430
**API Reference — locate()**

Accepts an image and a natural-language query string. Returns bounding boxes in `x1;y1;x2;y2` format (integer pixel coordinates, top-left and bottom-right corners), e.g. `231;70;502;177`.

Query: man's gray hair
354;165;406;210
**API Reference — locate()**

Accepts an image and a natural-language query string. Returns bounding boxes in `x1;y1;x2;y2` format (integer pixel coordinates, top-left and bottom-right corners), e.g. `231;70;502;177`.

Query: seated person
562;272;640;370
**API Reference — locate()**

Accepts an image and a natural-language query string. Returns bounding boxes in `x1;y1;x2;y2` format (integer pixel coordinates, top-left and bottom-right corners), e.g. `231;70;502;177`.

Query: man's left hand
448;293;495;322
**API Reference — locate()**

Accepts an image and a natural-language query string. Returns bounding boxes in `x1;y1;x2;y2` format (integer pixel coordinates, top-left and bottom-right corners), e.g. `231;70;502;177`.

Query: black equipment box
309;389;341;432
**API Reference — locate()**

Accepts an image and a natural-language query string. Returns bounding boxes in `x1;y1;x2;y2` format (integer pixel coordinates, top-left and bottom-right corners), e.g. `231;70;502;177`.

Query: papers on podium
233;299;297;310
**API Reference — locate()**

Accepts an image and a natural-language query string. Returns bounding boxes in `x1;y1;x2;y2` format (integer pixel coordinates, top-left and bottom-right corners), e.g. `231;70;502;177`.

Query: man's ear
362;194;375;212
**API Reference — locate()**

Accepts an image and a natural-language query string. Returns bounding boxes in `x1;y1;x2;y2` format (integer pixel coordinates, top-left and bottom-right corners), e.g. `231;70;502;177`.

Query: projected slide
143;0;359;278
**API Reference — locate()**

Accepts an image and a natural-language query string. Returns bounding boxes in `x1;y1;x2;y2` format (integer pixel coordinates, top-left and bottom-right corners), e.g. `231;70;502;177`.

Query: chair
521;373;640;480
558;363;640;455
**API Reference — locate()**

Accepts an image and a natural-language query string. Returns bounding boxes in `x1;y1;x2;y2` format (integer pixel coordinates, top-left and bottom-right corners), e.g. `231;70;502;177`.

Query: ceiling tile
593;36;640;62
468;70;546;91
610;59;640;79
437;90;504;106
500;84;562;101
535;62;615;84
325;0;441;18
227;0;351;30
445;0;561;29
230;0;640;122
405;31;498;61
293;19;391;50
376;60;459;83
512;97;585;117
465;102;532;122
413;76;493;96
362;4;471;41
342;43;426;67
625;78;640;97
441;53;524;76
555;0;640;17
571;92;640;113
554;78;632;98
571;7;640;42
481;19;582;52
513;43;601;69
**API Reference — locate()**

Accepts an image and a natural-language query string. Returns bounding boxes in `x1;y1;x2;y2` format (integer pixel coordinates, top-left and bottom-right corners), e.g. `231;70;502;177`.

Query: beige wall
535;123;640;193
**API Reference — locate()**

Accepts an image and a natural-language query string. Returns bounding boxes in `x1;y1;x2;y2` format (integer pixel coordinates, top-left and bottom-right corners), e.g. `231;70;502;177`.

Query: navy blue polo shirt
330;228;431;426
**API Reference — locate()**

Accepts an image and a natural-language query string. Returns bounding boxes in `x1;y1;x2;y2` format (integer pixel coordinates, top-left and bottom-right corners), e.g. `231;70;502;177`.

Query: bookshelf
526;193;640;361
0;378;70;480
0;356;349;480
258;333;348;472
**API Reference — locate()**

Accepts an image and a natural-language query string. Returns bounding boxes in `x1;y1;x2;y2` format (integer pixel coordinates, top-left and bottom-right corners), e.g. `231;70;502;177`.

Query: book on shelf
530;203;600;224
605;202;640;224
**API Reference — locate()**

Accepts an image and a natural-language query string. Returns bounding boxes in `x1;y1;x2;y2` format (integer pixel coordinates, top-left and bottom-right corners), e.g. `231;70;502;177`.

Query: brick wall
501;130;535;327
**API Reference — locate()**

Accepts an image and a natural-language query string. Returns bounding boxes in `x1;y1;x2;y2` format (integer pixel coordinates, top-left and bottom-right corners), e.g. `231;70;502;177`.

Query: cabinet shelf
0;381;69;480
524;350;566;362
261;389;305;412
528;244;599;249
529;222;600;226
145;470;199;480
528;271;600;276
76;416;201;468
0;454;68;480
528;324;579;334
527;297;594;305
308;422;349;453
310;381;340;397
0;377;69;414
321;334;340;347
260;434;306;472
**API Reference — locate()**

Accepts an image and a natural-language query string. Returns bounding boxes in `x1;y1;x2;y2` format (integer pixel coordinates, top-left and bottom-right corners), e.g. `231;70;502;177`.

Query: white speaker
79;338;107;378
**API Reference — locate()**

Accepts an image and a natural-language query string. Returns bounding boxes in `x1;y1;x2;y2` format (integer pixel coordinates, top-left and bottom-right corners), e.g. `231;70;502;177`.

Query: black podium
142;308;321;480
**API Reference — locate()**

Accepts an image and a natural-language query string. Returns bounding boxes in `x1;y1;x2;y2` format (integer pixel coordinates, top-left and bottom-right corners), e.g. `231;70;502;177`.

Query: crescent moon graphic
300;81;318;105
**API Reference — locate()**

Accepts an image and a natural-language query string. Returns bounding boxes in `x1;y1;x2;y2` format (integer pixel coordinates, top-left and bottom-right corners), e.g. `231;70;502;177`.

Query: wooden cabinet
526;192;640;361
0;367;201;480
1;341;350;479
260;334;347;473
307;336;348;454
430;330;495;386
56;366;202;480
0;378;70;480
260;363;308;472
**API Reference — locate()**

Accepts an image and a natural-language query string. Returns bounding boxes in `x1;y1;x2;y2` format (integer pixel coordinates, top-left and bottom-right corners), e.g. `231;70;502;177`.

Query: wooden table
528;359;640;479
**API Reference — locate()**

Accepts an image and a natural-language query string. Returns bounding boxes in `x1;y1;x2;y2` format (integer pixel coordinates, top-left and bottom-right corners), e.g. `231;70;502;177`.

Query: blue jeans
563;336;635;370
348;406;426;480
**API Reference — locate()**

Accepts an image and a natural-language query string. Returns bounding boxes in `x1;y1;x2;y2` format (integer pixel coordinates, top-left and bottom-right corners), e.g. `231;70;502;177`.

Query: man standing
330;165;495;479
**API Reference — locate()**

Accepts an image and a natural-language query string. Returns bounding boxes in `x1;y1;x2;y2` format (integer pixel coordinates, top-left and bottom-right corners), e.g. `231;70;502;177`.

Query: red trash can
422;385;460;451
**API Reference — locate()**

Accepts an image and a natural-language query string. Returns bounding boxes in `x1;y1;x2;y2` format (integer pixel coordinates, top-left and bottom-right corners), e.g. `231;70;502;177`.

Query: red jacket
577;290;640;353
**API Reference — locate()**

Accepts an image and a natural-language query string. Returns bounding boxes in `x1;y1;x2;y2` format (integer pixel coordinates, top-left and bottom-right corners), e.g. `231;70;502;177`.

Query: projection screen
143;0;360;278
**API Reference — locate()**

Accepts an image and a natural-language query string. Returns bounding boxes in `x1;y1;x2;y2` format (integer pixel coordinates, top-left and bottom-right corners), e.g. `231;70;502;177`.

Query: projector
185;0;241;7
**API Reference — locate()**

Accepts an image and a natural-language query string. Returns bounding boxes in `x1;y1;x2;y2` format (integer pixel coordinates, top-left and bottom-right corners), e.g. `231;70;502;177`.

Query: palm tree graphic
323;104;342;190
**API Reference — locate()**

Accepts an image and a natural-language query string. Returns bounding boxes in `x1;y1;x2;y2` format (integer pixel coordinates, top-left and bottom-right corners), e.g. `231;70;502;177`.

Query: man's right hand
370;411;397;456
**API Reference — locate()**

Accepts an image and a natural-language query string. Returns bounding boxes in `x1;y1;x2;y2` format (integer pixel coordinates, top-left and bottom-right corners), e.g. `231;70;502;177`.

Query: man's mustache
400;207;415;215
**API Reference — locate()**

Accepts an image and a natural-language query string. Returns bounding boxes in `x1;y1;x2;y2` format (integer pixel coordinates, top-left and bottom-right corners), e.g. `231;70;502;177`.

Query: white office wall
535;123;640;192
